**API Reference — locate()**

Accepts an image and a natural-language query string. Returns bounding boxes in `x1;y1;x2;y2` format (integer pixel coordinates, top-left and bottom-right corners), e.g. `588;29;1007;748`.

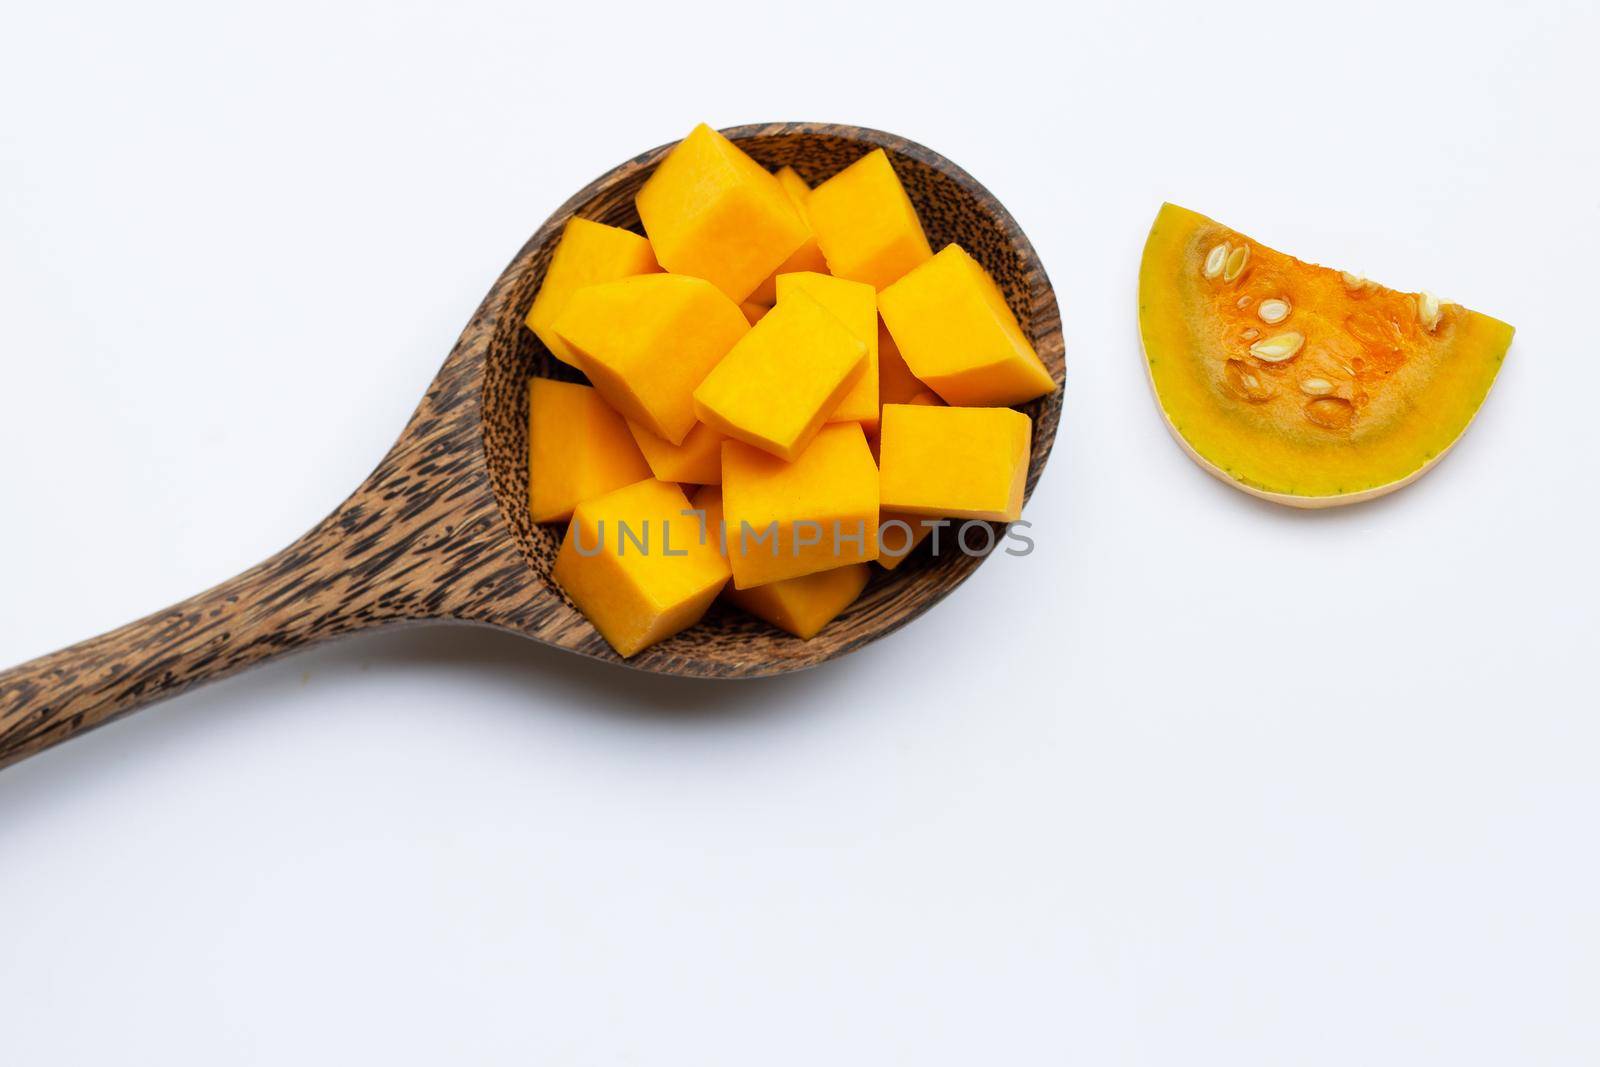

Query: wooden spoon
0;122;1065;772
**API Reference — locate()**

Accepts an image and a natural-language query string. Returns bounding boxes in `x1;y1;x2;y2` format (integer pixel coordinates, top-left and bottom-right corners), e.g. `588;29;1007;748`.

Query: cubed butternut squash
627;419;726;485
527;125;1049;652
552;273;748;446
877;317;927;407
692;288;866;461
636;124;810;303
878;244;1056;407
867;387;941;463
747;167;831;305
775;271;879;430
552;478;730;658
527;378;653;524
878;404;1031;522
806;148;932;290
775;166;813;209
720;424;879;588
524;218;660;368
873;392;944;569
877;514;945;571
692;486;870;639
730;564;872;640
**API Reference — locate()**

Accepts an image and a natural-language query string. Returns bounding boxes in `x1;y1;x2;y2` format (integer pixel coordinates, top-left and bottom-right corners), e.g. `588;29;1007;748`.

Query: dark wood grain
0;122;1065;772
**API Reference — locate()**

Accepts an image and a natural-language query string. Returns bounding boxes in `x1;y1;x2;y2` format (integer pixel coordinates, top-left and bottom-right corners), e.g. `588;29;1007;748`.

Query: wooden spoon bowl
0;122;1064;771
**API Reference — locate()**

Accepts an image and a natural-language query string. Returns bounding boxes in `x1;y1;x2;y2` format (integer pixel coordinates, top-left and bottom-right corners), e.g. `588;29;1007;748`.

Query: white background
2;1;1596;1063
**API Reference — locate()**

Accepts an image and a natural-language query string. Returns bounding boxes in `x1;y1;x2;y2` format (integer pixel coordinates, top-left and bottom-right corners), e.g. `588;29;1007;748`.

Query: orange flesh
1195;232;1456;432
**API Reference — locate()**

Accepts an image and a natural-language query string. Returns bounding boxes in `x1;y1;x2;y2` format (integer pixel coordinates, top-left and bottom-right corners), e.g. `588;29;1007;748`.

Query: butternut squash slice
1138;203;1513;507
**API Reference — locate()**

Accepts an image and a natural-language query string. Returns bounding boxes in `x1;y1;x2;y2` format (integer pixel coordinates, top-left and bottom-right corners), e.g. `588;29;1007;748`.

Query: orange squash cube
878;244;1056;407
876;515;934;566
720;424;879;588
552;273;748;446
878;404;1031;522
775;271;879;430
865;372;943;568
527;378;652;524
524;219;659;368
731;564;872;640
747;167;831;305
692;486;870;639
877;318;927;407
866;387;941;463
775;165;813;208
552;478;730;658
806;148;933;290
876;512;940;570
692;288;866;461
871;391;943;568
627;419;725;485
636;124;810;303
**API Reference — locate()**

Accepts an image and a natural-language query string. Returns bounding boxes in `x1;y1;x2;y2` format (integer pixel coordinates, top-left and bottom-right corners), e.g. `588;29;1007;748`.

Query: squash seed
1223;245;1250;282
1257;298;1291;324
1224;358;1275;402
1300;377;1335;396
1305;395;1355;430
1418;290;1442;331
1241;327;1260;341
1203;244;1229;279
1250;331;1305;363
1236;295;1252;309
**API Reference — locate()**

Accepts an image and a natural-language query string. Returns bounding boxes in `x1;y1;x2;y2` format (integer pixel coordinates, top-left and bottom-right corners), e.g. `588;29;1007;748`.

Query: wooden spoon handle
0;338;557;772
0;510;398;771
